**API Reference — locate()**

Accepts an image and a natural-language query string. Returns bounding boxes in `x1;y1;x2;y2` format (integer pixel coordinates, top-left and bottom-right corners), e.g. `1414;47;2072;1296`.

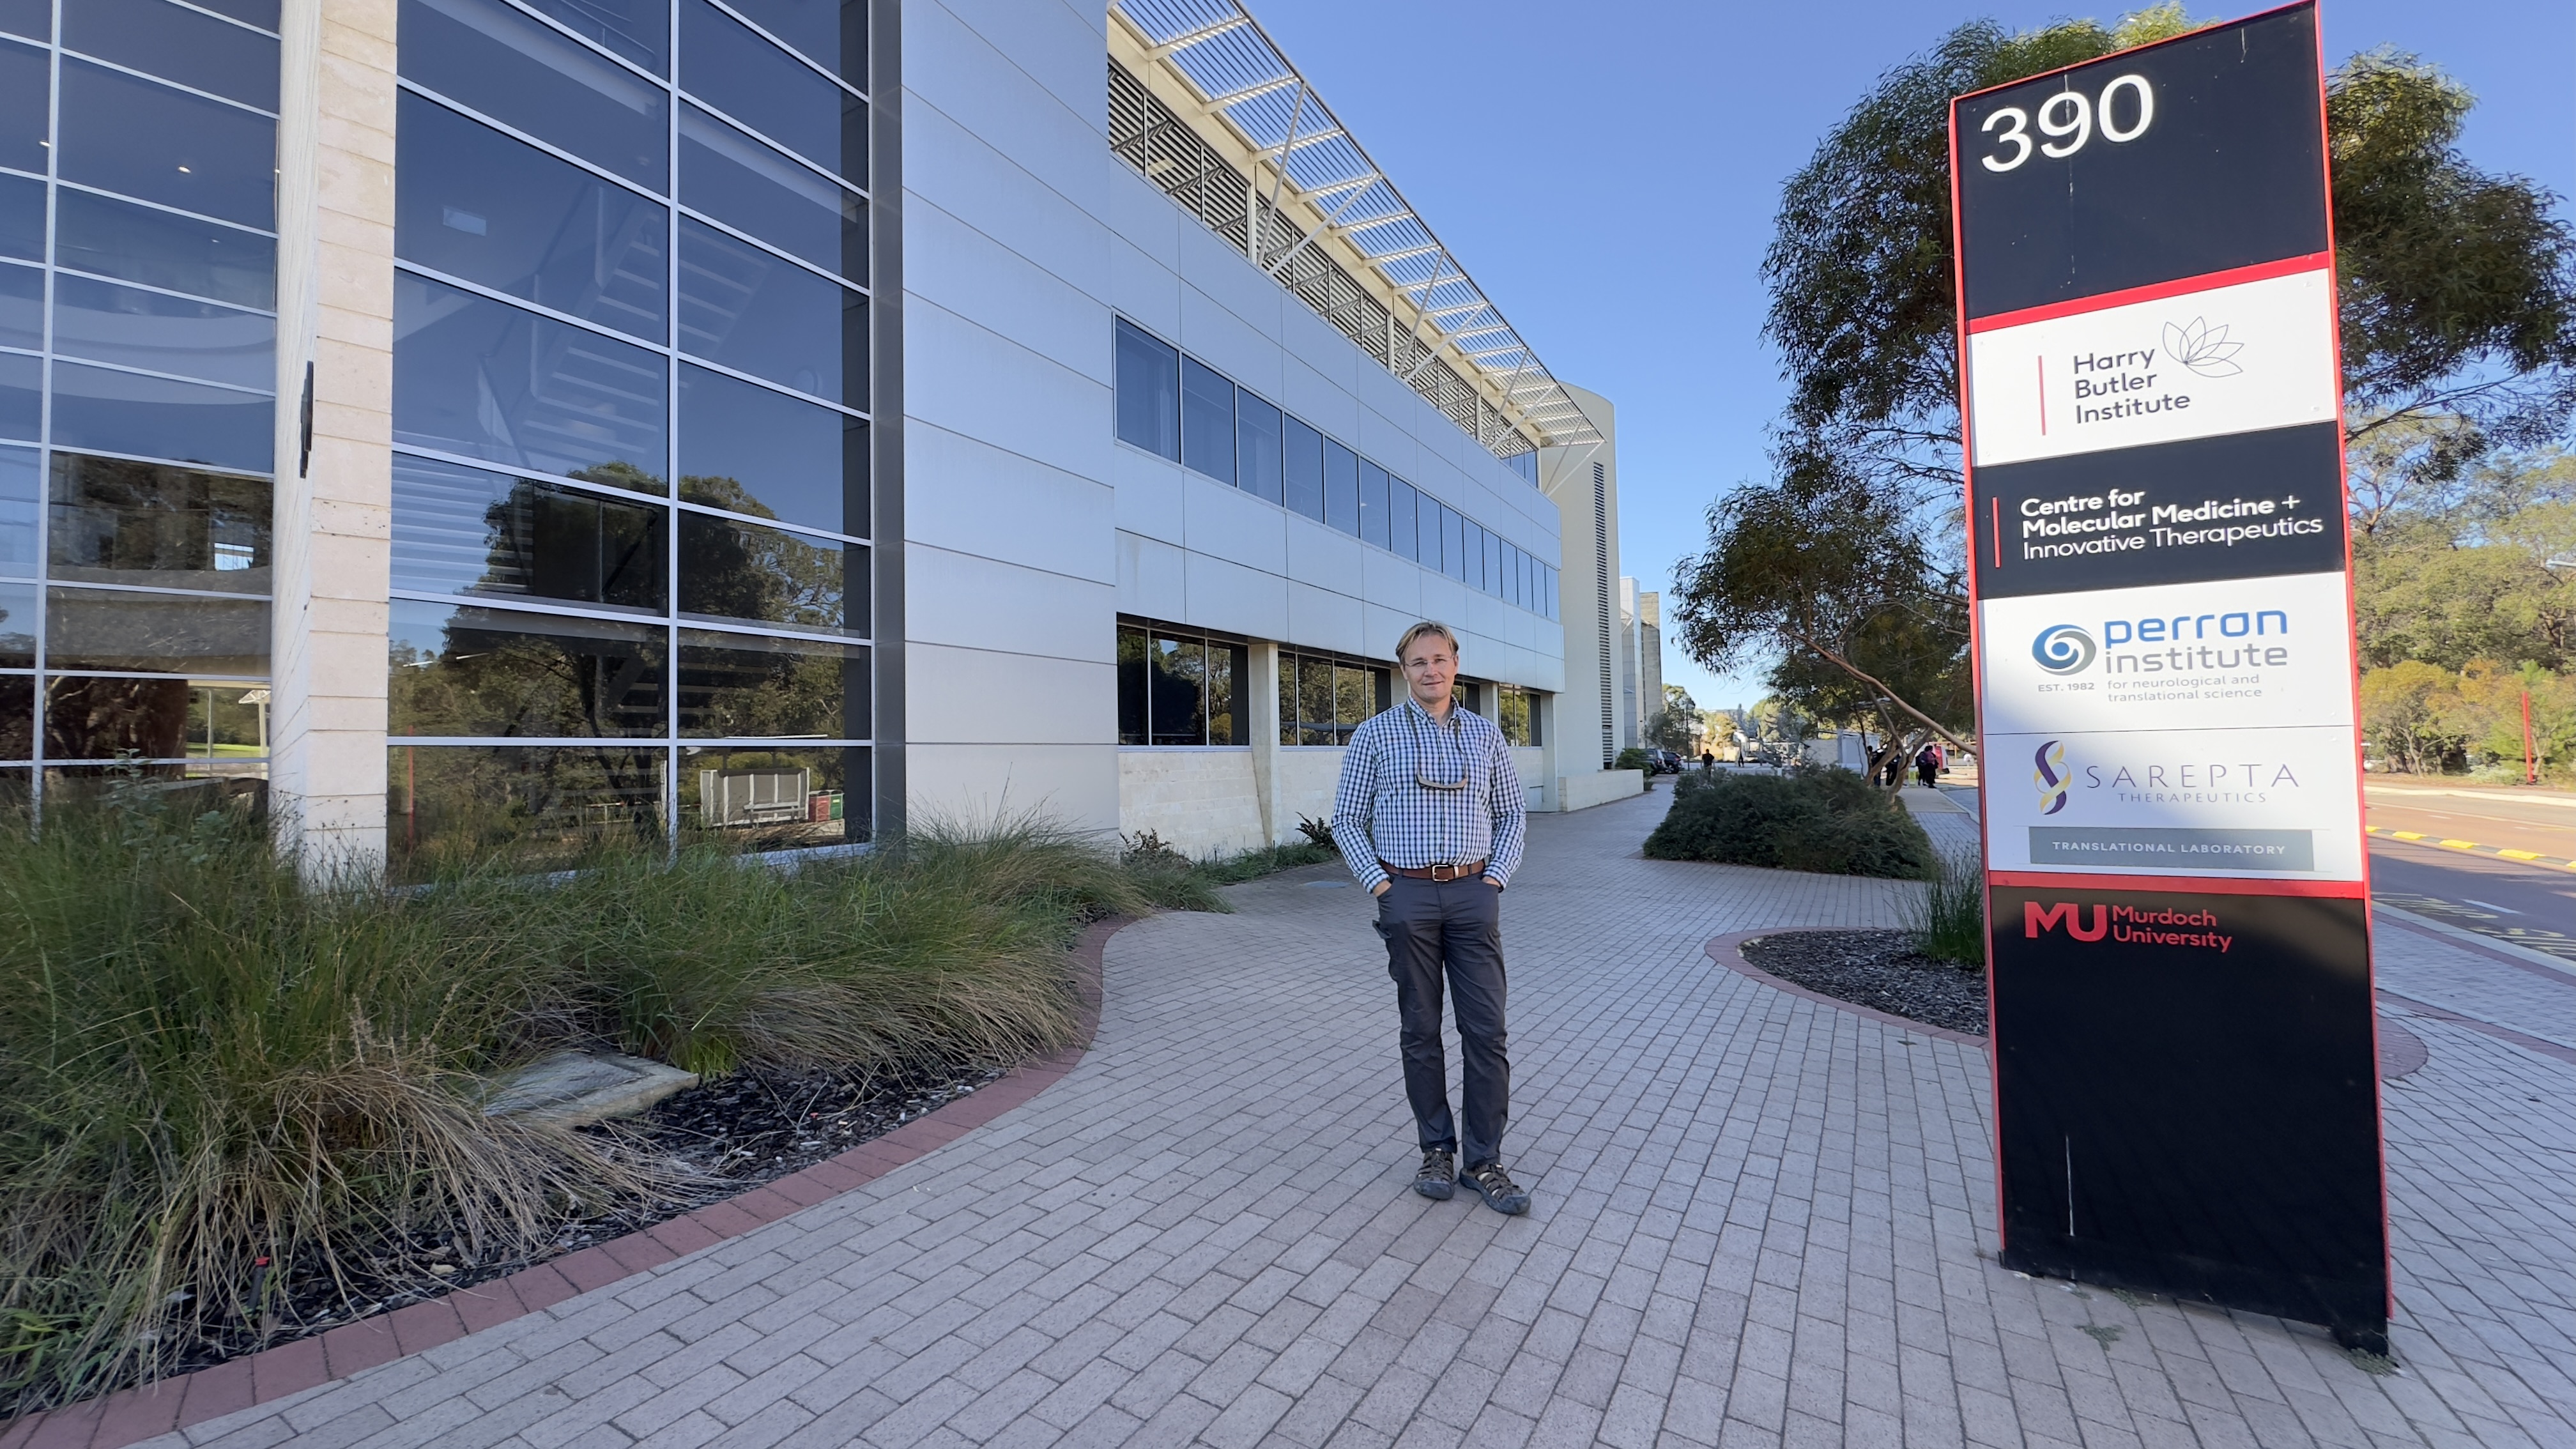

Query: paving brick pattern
94;792;2575;1449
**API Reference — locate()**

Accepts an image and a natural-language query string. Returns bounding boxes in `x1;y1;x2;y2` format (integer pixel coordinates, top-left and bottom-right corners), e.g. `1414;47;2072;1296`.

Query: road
2363;781;2576;862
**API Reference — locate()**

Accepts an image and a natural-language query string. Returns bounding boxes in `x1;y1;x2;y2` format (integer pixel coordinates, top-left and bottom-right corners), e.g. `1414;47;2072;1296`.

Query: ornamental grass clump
0;795;1194;1413
1910;850;1989;967
1643;765;1937;879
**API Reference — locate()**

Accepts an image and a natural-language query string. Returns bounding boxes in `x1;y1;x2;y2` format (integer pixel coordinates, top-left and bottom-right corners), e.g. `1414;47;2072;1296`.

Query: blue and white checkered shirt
1331;695;1527;893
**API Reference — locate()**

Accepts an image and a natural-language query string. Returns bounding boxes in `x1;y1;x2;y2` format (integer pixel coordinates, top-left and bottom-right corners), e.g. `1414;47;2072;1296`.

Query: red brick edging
2;917;1130;1449
1704;930;1991;1048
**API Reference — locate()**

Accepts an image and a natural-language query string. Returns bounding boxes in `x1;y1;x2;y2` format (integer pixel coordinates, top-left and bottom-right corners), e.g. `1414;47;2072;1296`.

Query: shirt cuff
1354;862;1390;893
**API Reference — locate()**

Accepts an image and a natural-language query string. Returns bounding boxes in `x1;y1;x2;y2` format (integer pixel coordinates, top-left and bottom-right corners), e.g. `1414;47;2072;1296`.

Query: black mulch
1740;930;1988;1036
130;1058;1003;1399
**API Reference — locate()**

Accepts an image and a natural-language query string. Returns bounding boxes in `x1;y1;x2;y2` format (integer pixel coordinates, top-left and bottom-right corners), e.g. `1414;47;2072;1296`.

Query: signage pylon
1950;1;2389;1353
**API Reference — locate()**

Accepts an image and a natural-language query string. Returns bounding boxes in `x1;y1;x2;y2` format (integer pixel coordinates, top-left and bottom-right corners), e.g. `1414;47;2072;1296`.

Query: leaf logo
2163;316;2244;377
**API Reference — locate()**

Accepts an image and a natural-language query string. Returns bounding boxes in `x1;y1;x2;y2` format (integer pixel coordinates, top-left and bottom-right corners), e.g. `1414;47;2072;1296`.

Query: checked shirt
1331;694;1527;894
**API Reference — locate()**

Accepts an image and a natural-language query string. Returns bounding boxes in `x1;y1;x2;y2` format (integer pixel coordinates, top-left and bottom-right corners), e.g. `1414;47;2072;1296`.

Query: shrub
1911;850;1988;966
1643;766;1936;878
0;797;1193;1411
1613;746;1653;772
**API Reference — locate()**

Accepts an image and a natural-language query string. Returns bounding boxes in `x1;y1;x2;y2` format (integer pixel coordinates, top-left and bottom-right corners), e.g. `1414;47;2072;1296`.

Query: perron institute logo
2162;316;2244;378
2032;739;2071;816
2030;623;2096;675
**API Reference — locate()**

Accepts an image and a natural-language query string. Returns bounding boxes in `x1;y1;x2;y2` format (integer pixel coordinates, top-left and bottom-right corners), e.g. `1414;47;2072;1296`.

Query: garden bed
1741;929;1988;1036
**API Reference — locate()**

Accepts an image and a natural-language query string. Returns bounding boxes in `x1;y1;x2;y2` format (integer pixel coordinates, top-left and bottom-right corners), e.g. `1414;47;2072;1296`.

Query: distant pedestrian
1915;742;1942;788
1331;621;1531;1215
1700;750;1715;770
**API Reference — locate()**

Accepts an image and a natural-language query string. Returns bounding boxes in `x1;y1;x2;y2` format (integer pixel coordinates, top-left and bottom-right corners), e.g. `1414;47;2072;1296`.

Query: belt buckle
1430;862;1459;882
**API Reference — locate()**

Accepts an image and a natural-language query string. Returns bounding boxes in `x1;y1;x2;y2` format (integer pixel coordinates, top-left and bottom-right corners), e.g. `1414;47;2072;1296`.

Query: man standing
1331;622;1531;1215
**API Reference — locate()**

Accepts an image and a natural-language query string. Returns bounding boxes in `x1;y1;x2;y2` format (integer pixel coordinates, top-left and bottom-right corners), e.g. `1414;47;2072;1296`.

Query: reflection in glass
678;218;860;402
0;36;45;174
55;189;278;310
1116;625;1145;745
677;364;859;535
718;0;862;81
65;0;280;110
1112;318;1176;461
0;172;42;261
1282;415;1321;522
1496;685;1537;746
0;259;35;349
392;454;665;610
677;510;858;634
48;362;273;473
52;274;278;389
0;446;33;574
176;0;276;30
45;675;195;757
0;0;46;40
388;743;668;882
1294;653;1331;746
0;578;33;662
1441;503;1464;583
59;60;278;229
395;95;668;342
397;0;668;188
680;743;863;848
679;105;863;280
47;586;267;673
1234;390;1281;504
520;0;664;75
1333;664;1374;746
1128;632;1241;746
1358;460;1388;548
0;352;34;441
49;454;272;592
0;673;26;758
1178;358;1231;484
1388;479;1417;564
677;628;864;738
393;272;668;484
389;597;665;737
1322;438;1357;535
682;0;860;183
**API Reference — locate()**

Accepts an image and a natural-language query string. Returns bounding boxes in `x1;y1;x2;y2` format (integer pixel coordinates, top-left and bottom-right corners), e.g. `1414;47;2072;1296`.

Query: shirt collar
1403;694;1464;731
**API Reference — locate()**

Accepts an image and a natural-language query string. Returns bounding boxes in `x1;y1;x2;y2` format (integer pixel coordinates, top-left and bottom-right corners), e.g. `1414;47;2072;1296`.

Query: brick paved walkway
130;792;2574;1449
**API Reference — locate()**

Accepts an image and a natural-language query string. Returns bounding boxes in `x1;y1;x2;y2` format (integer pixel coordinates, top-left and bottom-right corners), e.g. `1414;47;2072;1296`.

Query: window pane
680;103;863;280
1358;460;1388;548
43;678;267;762
520;0;664;75
1483;527;1501;595
0;675;27;758
1441;504;1464;582
1234;390;1281;503
394;272;668;485
0;352;33;441
399;0;668;188
719;0;862;81
682;0;859;183
0;36;46;174
1208;641;1241;745
1147;636;1202;746
1386;479;1416;563
52;274;276;390
677;510;861;634
59;61;277;229
190;0;277;30
1282;415;1322;522
678;363;861;535
1112;319;1176;460
680;743;862;847
388;744;668;883
65;0;279;111
1179;356;1232;484
0;0;47;40
677;627;864;738
50;362;273;473
55;189;277;309
49;454;270;592
1275;652;1292;746
680;218;860;403
395;94;668;342
47;586;266;673
0;577;31;662
0;259;35;350
0;172;41;262
1296;654;1332;746
0;445;33;575
1333;663;1371;743
1116;624;1146;744
390;597;664;737
1322;439;1358;535
392;454;666;610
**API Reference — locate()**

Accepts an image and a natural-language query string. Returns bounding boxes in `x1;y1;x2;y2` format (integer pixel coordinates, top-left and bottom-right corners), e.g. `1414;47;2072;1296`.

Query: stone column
267;0;396;875
1247;641;1280;845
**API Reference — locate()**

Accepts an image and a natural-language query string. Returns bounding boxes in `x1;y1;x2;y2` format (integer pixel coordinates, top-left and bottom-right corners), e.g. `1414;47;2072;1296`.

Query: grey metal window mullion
673;203;871;297
48;264;281;316
155;0;280;38
55;50;282;120
39;353;277;399
696;0;866;103
675;95;869;203
45;177;281;238
394;77;668;201
31;4;60;813
664;0;682;851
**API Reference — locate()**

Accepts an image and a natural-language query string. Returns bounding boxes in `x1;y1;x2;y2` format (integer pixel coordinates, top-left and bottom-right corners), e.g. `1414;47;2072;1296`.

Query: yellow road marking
2499;849;2543;861
2437;839;2478;850
2390;831;2425;840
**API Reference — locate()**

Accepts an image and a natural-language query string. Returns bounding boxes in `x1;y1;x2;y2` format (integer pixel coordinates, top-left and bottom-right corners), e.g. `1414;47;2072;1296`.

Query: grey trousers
1376;874;1510;1169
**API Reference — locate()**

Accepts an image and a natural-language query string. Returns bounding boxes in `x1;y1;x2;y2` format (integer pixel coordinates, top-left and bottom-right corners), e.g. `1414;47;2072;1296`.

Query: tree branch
1781;624;1975;755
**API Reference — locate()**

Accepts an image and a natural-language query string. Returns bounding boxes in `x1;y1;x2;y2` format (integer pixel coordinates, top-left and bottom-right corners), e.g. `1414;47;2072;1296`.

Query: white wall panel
1182;551;1287;640
908;740;1120;834
907;302;1107;481
907;423;1114;583
903;103;1107;302
928;0;1103;122
1110;445;1185;544
908;542;1113;663
1117;528;1186;620
907;200;1105;384
1285;579;1366;657
1110;236;1181;339
1177;282;1282;401
1183;473;1287;574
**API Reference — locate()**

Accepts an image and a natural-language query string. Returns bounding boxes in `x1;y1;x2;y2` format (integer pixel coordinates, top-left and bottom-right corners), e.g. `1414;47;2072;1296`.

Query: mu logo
2024;900;2107;941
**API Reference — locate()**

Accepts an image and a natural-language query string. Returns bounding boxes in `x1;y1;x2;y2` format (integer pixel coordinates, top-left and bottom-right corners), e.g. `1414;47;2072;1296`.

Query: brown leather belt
1380;859;1488;882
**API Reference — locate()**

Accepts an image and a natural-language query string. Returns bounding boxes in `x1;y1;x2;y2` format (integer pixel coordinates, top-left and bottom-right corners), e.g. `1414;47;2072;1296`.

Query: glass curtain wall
387;0;874;877
1114;618;1245;747
0;0;283;813
1278;650;1387;747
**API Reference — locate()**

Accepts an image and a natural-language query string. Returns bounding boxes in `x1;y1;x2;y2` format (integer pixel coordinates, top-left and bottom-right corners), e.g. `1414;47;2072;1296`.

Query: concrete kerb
1704;928;1991;1048
4;916;1131;1449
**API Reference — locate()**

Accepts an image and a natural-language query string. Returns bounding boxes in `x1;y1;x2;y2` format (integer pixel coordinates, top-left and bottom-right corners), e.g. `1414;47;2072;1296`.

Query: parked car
1649;749;1683;774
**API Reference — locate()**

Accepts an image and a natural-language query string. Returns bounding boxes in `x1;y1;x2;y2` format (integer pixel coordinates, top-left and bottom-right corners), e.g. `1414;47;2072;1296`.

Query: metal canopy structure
1108;0;1606;456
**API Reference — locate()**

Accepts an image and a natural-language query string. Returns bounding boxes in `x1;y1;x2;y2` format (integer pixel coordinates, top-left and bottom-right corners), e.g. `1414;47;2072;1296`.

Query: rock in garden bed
1741;929;1988;1036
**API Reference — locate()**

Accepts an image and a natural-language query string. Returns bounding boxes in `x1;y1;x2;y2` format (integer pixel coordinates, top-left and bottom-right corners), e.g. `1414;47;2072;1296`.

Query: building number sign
1979;75;2154;171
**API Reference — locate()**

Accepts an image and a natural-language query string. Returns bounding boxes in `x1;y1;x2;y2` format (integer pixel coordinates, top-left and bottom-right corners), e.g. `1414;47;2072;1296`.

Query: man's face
1402;636;1457;708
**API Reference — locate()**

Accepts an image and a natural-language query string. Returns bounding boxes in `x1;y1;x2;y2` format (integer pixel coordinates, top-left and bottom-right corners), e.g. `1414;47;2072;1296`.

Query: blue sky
1249;0;2576;716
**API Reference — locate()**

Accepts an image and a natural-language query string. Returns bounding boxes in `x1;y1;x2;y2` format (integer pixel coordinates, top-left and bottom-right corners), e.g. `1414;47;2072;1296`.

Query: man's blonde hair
1394;620;1459;663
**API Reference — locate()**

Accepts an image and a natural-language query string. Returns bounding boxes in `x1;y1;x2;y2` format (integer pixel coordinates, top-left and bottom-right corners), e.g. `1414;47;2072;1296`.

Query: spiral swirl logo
2033;740;2070;816
2030;624;2096;675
